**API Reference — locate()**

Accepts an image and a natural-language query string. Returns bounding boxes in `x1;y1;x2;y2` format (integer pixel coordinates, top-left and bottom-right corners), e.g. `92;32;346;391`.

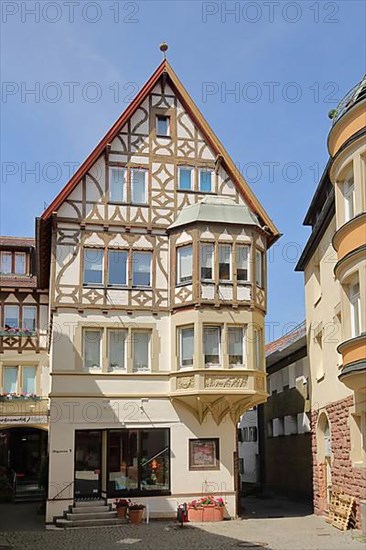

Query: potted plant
187;499;203;522
128;502;145;524
187;496;225;522
115;498;131;518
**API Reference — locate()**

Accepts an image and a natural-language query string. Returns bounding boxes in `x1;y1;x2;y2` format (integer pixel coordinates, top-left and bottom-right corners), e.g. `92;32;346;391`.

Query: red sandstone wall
311;396;366;528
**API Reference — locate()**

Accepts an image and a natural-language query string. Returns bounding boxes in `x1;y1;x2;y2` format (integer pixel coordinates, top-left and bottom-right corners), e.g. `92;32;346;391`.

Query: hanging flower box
0;328;36;337
0;393;42;402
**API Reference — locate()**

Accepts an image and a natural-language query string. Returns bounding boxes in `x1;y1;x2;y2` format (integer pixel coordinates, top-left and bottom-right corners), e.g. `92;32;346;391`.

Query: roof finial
160;42;168;60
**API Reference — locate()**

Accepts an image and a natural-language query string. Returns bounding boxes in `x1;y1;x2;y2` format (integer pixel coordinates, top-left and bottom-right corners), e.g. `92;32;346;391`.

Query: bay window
350;281;361;337
131;169;147;204
23;306;37;332
218;244;232;281
177;245;193;284
108;329;127;371
204;326;221;366
199;169;213;192
255;249;264;288
4;305;19;329
236;245;250;282
83;329;102;370
180;326;194;368
83;248;103;285
109;167;126;203
132;251;152;287
132;331;150;372
108;250;128;286
228;326;245;366
200;243;214;281
178;167;193;190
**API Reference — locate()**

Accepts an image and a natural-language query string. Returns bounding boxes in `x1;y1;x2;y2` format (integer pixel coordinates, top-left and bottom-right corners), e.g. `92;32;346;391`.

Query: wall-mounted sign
0;415;48;425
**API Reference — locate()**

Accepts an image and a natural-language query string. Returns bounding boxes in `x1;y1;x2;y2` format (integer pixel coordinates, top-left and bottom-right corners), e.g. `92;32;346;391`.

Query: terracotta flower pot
202;504;216;522
188;507;203;522
129;508;144;524
116;506;127;518
213;506;224;521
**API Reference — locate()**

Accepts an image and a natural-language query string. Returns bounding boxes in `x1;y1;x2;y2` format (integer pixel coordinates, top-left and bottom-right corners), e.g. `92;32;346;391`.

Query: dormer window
0;251;27;275
199;169;213;192
156;115;170;137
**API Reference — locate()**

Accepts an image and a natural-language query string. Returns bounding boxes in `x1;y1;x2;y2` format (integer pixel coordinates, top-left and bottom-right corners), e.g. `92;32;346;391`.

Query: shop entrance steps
55;499;128;528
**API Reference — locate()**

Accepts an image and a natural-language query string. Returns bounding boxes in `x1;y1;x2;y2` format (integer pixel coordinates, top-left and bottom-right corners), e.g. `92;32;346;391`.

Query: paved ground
0;499;365;550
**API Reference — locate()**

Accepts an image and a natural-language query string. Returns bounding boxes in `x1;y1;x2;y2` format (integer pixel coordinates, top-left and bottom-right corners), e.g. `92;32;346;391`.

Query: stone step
66;511;117;521
55;517;128;529
14;492;44;503
71;505;111;514
74;499;106;508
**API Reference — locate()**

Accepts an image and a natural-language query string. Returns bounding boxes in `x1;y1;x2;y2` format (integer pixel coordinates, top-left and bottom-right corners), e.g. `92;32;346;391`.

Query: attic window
156;115;170;137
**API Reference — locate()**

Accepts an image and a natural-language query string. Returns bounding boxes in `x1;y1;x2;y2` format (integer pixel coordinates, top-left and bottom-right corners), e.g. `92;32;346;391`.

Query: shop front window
107;428;170;496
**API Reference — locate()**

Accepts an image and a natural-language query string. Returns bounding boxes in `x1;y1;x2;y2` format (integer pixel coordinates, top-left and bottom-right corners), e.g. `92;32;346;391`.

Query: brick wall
312;395;366;528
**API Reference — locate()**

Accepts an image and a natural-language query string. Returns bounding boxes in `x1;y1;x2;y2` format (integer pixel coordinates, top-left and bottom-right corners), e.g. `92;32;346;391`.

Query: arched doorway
0;427;47;484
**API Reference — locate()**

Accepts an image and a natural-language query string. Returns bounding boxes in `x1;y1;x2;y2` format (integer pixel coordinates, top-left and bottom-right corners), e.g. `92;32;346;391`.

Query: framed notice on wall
189;438;220;470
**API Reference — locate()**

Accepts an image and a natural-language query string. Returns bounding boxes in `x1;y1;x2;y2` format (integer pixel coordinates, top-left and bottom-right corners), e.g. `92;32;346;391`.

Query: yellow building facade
297;77;366;527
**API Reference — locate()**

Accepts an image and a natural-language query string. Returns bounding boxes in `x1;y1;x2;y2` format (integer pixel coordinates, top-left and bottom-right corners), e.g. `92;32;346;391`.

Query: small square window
156;115;170;137
179;167;193;190
199;169;213;192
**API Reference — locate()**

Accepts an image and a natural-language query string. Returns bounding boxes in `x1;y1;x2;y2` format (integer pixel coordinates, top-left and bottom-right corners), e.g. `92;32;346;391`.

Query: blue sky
1;1;365;339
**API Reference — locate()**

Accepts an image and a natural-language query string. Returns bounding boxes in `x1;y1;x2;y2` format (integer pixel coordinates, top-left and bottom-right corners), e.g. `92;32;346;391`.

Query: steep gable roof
40;59;279;244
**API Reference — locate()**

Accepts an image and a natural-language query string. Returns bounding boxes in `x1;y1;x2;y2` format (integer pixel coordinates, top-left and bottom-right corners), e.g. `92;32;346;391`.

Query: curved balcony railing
328;75;366;124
